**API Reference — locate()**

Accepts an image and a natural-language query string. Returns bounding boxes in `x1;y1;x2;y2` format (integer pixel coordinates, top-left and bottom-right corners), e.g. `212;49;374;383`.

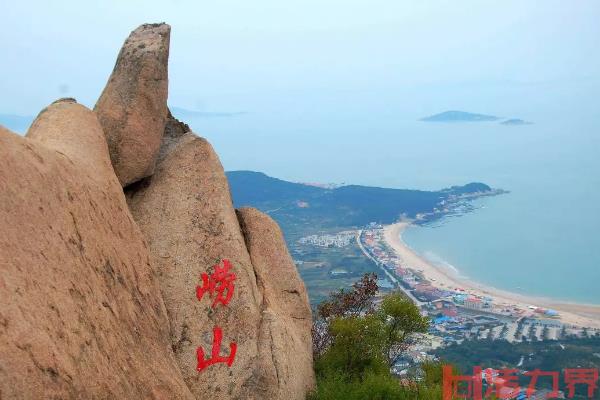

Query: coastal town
298;231;356;248
360;224;599;341
297;224;600;375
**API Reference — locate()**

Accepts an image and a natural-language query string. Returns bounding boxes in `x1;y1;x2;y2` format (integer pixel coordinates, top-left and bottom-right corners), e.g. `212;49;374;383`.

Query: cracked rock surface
94;23;170;187
0;22;314;400
126;114;314;399
0;101;194;399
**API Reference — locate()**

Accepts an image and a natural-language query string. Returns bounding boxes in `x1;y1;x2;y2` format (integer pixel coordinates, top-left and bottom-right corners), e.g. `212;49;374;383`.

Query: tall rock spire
95;23;170;187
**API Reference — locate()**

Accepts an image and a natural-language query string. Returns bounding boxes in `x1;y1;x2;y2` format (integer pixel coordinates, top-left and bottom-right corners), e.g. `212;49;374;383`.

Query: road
355;229;423;306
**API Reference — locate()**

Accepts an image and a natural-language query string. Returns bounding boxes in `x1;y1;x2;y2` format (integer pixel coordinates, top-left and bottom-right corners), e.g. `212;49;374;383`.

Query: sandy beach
383;222;600;330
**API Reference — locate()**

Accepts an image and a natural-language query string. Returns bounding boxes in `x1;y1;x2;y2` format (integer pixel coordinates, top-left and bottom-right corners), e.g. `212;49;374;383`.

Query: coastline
383;222;600;329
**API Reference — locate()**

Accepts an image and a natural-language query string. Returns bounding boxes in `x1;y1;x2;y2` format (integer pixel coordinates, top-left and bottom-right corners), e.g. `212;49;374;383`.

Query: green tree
514;320;524;340
309;275;450;400
379;293;430;366
312;273;378;358
500;323;509;340
560;325;567;339
582;327;590;338
528;324;538;341
317;293;429;374
542;325;550;341
317;314;387;378
317;272;379;319
310;292;438;399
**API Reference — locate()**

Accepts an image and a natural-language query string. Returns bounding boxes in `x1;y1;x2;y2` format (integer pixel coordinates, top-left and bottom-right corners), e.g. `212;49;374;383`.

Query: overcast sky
2;0;599;118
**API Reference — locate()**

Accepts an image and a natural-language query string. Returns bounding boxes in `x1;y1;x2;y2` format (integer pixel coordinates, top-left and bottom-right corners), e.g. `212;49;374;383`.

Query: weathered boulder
126;127;262;399
94;23;170;187
126;119;314;399
1;21;315;400
0;100;194;399
236;207;315;399
27;98;113;175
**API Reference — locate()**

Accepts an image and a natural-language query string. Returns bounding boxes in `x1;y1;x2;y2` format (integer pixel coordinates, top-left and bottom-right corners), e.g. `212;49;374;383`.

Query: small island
500;118;533;126
420;110;499;122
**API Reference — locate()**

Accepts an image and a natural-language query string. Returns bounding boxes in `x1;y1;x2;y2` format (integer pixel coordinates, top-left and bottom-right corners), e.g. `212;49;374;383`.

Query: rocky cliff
0;23;314;400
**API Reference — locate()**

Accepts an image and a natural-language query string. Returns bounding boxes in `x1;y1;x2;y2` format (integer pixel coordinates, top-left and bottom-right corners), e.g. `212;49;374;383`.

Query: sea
176;93;600;305
5;100;597;304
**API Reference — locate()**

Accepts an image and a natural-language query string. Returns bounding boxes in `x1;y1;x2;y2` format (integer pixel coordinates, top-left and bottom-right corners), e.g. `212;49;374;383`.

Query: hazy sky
2;0;599;118
4;1;599;306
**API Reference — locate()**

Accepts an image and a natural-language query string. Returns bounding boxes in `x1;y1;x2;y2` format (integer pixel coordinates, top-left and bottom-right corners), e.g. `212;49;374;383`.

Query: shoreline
383;222;600;330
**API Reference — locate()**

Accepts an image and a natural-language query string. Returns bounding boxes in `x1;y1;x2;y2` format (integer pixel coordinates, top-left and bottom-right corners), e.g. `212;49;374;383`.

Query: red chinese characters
564;368;598;398
196;259;236;308
196;326;238;372
483;368;520;399
524;369;559;398
443;365;600;399
443;365;483;400
195;259;238;372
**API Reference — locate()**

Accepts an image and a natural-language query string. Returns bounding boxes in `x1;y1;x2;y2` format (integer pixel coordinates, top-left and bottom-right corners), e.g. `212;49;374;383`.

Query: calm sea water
178;100;600;304
397;117;600;304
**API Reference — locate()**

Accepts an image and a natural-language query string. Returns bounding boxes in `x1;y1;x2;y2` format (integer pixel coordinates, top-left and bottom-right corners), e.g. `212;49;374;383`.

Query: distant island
500;118;533;126
421;110;500;122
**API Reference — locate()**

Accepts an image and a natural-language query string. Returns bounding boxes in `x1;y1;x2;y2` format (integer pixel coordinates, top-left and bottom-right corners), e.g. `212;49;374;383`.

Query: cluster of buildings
471;369;566;400
424;299;509;344
351;224;599;397
291;222;600;395
297;231;355;248
360;225;458;304
356;225;585;348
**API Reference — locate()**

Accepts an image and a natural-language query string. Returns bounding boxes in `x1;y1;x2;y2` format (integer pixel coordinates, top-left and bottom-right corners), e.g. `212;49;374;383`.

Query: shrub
309;276;440;399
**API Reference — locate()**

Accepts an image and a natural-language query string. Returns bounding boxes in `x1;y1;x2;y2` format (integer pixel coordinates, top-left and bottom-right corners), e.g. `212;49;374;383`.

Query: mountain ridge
226;170;500;229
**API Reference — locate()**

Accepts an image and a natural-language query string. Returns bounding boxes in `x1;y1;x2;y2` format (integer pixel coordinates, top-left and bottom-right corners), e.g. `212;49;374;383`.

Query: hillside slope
227;170;495;229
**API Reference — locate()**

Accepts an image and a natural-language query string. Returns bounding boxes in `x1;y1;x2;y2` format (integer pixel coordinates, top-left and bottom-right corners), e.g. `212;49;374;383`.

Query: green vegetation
309;274;443;400
436;337;600;374
227;170;499;306
226;170;493;229
290;235;381;305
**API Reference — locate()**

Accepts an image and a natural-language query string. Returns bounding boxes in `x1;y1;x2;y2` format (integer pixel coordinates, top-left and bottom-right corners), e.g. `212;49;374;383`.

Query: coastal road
355;230;423;306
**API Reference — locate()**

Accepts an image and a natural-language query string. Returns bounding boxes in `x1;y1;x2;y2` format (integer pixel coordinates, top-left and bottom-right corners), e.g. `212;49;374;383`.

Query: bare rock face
1;22;314;400
126;121;314;399
94;23;170;187
236;207;316;399
126;129;262;399
27;98;114;176
0;101;194;399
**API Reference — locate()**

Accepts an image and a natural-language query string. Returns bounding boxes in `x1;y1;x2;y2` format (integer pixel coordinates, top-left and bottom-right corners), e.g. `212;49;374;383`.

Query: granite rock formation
95;23;170;187
237;207;314;399
0;100;194;399
0;22;314;400
125;113;314;399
